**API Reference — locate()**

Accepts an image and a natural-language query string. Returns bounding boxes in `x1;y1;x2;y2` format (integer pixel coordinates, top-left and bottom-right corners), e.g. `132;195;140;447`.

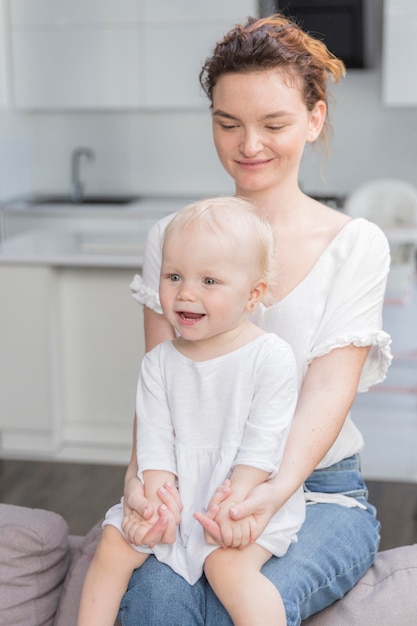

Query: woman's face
211;70;325;198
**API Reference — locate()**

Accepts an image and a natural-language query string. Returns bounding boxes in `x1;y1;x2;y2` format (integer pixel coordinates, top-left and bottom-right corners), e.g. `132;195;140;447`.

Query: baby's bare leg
78;525;148;626
204;545;286;626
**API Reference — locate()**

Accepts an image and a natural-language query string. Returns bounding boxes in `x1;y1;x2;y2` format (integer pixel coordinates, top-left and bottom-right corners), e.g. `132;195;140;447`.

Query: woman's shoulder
323;218;390;282
344;216;388;236
315;199;388;245
340;217;390;254
146;211;177;245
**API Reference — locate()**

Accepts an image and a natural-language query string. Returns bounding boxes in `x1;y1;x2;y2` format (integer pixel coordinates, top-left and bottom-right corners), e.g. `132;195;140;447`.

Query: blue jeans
119;455;380;626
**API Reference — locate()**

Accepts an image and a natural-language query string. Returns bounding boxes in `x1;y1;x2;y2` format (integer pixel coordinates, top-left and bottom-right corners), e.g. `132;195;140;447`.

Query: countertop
0;196;195;267
0;228;147;268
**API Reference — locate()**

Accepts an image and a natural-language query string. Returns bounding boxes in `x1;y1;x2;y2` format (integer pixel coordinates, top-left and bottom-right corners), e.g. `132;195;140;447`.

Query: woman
119;14;392;626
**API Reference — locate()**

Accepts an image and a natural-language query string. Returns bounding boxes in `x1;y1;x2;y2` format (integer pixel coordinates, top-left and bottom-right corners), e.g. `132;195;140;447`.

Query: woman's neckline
266;217;362;307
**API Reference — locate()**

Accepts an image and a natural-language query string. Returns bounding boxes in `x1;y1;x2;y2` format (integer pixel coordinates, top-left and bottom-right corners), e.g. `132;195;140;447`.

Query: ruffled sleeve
130;274;163;314
130;212;176;314
308;219;392;391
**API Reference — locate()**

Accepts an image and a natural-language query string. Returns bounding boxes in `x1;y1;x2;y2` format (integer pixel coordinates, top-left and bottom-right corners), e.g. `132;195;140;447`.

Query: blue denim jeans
118;455;380;626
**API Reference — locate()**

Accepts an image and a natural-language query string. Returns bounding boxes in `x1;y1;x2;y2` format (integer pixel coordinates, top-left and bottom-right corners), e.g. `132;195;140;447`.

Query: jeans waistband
305;454;367;500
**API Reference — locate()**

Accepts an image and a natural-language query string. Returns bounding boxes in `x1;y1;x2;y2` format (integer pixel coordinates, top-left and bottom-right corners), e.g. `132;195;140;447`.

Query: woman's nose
240;130;262;157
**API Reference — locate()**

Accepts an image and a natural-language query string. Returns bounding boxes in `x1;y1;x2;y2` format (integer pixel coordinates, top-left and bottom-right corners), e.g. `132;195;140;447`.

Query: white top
131;215;392;469
104;334;305;585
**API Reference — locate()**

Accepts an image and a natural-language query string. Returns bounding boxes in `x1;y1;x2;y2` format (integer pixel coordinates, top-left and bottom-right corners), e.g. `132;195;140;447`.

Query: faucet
71;147;95;203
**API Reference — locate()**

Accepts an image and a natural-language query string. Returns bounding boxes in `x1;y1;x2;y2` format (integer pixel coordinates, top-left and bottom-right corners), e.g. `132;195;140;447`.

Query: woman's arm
197;344;370;542
266;344;370;505
144;305;176;352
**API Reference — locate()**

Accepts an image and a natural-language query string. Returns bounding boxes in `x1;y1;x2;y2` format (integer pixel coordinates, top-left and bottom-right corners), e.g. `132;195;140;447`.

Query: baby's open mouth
178;311;205;321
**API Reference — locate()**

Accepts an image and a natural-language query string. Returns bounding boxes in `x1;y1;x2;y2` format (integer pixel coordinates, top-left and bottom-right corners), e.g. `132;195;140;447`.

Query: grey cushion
55;519;121;626
0;503;69;626
303;544;417;625
54;519;104;626
1;501;416;626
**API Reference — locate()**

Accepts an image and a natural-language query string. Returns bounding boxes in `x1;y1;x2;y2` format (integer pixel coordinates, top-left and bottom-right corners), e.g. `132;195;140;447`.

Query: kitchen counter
0;227;148;268
0;196;194;267
0;195;204;463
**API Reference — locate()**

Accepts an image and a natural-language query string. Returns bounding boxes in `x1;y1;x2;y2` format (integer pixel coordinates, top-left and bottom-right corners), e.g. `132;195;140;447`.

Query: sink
35;195;141;206
6;194;143;209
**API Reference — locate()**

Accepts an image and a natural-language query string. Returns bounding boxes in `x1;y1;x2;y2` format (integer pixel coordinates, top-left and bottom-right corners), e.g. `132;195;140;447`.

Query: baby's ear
247;279;268;312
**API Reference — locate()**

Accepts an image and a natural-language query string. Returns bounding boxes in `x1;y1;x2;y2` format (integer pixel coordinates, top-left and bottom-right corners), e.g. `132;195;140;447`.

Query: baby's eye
203;277;216;285
169;273;181;282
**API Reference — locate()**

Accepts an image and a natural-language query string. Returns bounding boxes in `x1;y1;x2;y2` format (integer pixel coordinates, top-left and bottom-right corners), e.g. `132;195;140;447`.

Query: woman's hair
199;13;346;144
163;196;275;284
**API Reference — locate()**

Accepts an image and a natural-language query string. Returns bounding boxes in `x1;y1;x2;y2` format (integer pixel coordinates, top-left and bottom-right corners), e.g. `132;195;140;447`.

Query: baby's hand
122;508;160;547
122;480;182;547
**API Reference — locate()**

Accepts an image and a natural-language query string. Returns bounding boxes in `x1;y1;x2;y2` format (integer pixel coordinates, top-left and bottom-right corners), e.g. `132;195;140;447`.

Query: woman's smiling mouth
236;158;274;169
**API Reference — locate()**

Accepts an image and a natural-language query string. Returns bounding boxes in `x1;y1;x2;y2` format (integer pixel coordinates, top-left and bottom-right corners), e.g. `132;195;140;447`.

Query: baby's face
159;225;258;342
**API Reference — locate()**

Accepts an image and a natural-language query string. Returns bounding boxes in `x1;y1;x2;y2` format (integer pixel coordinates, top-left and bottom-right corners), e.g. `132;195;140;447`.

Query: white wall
0;111;34;199
0;0;416;202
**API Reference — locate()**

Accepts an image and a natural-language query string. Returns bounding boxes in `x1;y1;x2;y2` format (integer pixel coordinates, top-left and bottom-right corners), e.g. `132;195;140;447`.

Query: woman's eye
220;123;238;130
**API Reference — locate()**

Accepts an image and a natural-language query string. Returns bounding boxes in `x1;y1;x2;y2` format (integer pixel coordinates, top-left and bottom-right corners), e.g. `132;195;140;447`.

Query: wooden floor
0;458;126;536
1;458;416;550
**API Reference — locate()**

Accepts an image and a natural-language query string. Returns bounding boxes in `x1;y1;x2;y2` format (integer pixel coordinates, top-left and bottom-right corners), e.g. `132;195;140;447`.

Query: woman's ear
246;279;268;312
306;100;326;143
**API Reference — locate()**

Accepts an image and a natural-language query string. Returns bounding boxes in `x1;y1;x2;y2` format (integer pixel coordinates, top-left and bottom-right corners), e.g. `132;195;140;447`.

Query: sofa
1;502;416;626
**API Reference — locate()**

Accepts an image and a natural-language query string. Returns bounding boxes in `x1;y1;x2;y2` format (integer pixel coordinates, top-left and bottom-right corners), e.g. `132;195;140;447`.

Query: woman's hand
227;481;279;535
213;498;258;549
123;476;182;546
195;480;279;547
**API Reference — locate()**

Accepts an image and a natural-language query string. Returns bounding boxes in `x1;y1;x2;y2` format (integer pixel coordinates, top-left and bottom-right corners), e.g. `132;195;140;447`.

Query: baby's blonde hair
163;196;275;285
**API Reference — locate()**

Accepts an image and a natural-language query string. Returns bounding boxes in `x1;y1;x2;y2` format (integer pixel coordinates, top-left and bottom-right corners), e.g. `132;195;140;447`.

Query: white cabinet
8;0;258;110
143;23;228;109
382;0;417;106
143;0;258;109
11;29;145;109
0;0;10;107
0;265;57;450
10;0;145;109
10;0;139;25
0;263;145;463
58;267;144;460
143;0;257;24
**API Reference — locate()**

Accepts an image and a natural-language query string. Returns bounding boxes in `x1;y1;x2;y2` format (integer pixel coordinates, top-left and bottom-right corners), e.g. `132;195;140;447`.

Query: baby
78;196;304;626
